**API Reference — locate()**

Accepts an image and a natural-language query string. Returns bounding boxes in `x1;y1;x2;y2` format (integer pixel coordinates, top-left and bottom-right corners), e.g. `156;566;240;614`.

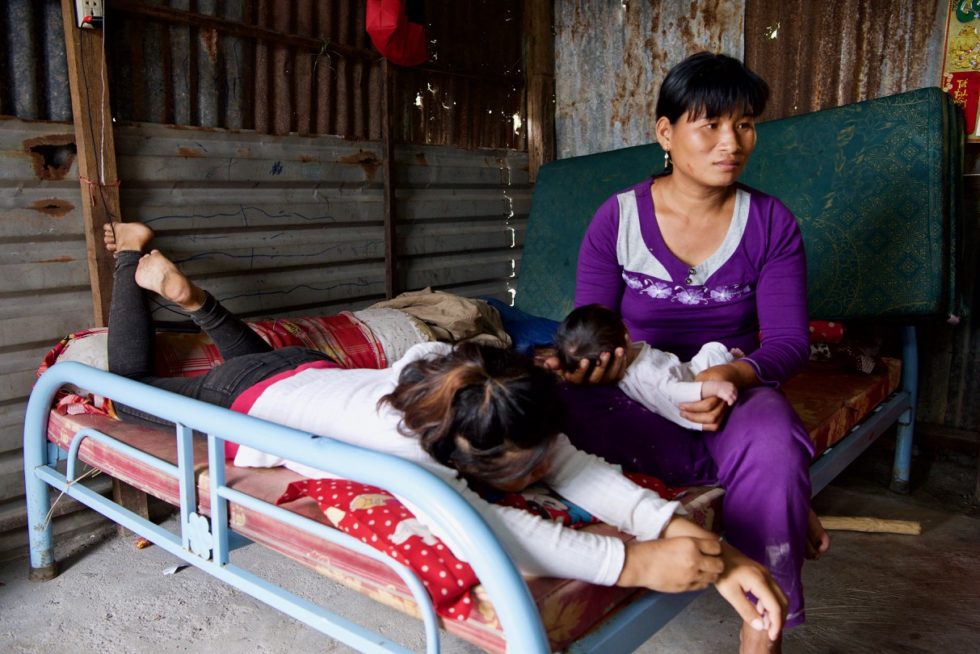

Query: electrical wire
77;6;120;235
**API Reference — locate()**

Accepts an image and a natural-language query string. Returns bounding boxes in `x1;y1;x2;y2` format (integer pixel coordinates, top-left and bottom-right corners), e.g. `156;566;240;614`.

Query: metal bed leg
890;325;918;494
23;376;60;580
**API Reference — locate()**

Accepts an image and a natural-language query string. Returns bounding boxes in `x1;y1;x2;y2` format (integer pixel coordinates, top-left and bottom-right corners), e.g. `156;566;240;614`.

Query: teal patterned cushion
517;87;962;322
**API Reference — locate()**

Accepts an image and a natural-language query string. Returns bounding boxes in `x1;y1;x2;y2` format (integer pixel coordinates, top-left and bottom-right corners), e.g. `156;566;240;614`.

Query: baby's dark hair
554;304;628;374
656;51;769;123
379;342;562;487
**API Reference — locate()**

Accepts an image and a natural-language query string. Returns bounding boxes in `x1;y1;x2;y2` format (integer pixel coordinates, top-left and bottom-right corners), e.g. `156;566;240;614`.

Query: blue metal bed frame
23;324;917;652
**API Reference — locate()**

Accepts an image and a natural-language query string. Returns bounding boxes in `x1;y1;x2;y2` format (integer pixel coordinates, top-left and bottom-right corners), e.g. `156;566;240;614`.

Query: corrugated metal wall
1;0;525;148
105;0;384;139
116;122;526;322
743;0;947;119
0;118;115;559
101;0;524;148
0;0;72;121
394;1;526;150
554;0;745;158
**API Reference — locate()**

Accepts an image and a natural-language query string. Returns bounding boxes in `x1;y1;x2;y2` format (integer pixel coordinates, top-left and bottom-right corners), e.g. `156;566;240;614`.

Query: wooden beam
382;59;398;299
62;0;149;528
819;516;922;535
523;0;556;182
61;0;121;326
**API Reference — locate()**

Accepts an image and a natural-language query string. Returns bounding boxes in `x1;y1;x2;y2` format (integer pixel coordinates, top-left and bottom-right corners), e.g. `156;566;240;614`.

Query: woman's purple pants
560;383;814;627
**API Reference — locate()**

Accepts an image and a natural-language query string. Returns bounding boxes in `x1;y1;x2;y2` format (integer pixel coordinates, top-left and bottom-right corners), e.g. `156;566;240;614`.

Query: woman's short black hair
655;52;770;123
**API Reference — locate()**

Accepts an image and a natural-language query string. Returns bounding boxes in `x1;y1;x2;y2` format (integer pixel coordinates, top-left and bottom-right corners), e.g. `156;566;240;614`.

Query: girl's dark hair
380;342;562;486
554;304;627;374
655;52;769;123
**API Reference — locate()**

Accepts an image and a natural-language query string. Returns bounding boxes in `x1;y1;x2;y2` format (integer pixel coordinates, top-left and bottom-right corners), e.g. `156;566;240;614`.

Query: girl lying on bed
103;221;787;644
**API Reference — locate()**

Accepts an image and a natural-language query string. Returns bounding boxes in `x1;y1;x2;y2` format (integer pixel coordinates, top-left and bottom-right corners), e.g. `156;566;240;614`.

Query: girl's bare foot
104;222;154;253
740;620;782;653
805;509;831;560
134;250;205;311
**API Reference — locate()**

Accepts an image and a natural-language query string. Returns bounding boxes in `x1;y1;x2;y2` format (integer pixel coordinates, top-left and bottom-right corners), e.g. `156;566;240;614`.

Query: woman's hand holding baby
537;346;628;385
680;361;757;431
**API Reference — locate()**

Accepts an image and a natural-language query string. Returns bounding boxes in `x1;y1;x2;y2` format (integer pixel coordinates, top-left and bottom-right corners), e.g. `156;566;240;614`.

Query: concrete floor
1;443;978;653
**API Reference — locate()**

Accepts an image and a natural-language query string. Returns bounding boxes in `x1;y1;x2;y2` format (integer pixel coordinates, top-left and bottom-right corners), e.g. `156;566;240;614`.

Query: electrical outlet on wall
75;0;104;29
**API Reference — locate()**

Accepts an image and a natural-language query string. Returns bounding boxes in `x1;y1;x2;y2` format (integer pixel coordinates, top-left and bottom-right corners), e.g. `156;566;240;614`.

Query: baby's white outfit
618;341;734;431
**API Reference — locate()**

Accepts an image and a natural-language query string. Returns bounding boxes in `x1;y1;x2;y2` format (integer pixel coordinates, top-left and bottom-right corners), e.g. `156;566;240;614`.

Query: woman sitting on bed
103;221;787;643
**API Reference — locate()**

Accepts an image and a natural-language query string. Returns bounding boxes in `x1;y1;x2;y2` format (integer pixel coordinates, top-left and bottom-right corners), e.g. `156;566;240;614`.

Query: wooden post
61;0;149;527
60;0;122;326
381;59;398;299
523;0;556;182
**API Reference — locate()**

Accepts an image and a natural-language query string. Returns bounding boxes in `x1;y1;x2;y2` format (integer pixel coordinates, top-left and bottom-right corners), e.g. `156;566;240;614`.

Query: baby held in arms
555;304;742;430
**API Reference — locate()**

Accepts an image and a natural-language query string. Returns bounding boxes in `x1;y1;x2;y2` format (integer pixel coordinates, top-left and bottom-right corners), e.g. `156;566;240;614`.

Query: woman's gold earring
664;150;672;169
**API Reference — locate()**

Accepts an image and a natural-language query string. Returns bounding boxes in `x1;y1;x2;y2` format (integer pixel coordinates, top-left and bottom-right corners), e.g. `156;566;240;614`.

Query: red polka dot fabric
277;478;479;619
808;320;844;344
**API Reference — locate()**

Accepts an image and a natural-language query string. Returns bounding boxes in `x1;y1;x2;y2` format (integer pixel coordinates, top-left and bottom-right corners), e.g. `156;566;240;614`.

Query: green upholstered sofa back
515;87;962;322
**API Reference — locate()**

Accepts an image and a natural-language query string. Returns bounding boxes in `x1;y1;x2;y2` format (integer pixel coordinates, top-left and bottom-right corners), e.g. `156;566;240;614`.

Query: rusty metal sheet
8;0;40;119
4;1;524;150
744;0;946;119
555;0;745;158
0;404;27;456
0;118;91;411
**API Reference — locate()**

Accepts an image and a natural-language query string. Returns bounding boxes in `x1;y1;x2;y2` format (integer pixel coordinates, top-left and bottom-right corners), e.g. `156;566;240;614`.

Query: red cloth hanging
366;0;428;66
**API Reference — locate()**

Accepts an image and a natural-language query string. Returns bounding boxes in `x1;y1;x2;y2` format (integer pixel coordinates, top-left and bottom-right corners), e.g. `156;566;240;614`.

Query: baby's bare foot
104;222;153;253
134;250;204;311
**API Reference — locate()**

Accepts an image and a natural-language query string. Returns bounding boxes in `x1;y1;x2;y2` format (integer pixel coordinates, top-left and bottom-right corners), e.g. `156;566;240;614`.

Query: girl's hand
714;543;788;643
617;536;724;592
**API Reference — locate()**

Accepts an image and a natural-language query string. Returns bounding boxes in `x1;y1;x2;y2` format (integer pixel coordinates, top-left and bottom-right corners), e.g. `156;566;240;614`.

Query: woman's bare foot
740;620;782;653
104;222;154;253
805;509;831;560
134;250;205;311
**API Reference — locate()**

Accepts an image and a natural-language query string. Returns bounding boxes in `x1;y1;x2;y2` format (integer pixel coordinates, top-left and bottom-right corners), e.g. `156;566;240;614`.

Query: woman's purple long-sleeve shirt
575;179;809;386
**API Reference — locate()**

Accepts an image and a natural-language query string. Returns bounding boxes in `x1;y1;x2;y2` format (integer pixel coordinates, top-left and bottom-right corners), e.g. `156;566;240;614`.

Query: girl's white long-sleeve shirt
234;341;681;586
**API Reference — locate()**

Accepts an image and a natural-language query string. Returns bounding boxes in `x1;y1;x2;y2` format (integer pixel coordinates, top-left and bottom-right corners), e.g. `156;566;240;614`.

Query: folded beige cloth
370;288;511;349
